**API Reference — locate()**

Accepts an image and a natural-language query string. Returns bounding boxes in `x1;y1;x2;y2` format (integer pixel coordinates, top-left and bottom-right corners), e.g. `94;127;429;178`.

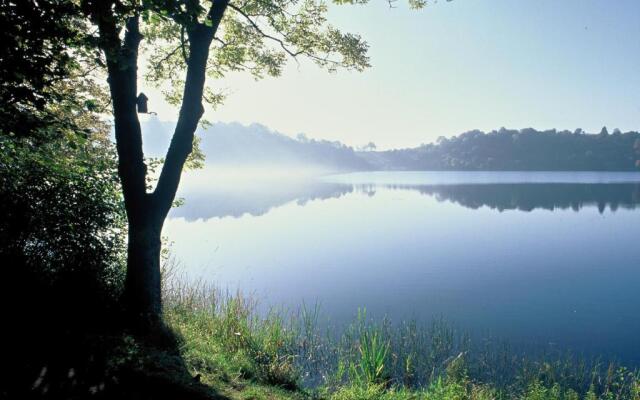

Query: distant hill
140;119;369;172
360;127;640;171
139;121;640;172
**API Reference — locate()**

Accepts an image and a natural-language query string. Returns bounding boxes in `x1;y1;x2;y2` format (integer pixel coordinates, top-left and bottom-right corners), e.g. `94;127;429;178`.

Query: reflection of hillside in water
169;180;353;221
170;177;640;220
362;183;640;213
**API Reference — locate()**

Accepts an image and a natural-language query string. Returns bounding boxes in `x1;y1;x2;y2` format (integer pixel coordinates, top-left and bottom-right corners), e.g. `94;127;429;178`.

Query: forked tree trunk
92;3;229;329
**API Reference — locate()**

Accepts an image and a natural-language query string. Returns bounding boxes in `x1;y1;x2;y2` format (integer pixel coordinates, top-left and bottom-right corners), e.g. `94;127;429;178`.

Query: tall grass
161;258;300;389
160;260;640;399
337;309;391;387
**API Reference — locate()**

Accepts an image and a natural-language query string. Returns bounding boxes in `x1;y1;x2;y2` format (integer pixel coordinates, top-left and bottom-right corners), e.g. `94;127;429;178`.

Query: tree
0;0;92;140
0;0;126;334
75;0;430;326
0;120;126;319
600;126;609;136
0;0;124;282
362;142;377;151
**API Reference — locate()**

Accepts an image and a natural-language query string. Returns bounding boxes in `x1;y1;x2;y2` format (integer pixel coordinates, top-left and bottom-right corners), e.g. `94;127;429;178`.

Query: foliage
0;0;106;141
0;0;125;316
141;0;375;107
367;127;640;171
0;132;125;297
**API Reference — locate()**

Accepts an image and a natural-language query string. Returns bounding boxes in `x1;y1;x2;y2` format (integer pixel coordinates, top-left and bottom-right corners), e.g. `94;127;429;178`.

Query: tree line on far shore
364;127;640;171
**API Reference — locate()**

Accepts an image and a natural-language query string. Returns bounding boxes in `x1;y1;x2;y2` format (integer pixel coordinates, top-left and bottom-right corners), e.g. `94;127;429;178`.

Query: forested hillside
361;127;640;171
141;119;370;171
143;123;640;172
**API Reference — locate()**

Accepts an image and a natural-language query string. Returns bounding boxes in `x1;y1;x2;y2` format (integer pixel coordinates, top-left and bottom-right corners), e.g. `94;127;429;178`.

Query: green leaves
142;0;373;107
84;99;99;111
0;130;126;288
407;0;427;9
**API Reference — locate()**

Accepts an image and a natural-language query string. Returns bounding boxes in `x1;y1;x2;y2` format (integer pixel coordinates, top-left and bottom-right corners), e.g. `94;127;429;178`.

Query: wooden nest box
136;93;149;113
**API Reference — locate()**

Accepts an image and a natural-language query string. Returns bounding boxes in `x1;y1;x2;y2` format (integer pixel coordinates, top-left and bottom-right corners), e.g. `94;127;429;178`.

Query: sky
140;0;640;150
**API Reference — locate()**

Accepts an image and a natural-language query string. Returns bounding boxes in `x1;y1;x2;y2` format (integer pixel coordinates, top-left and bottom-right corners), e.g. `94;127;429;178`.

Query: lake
165;170;640;365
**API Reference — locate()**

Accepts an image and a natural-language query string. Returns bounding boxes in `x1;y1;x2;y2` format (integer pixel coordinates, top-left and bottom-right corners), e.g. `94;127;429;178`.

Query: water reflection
171;171;640;220
170;180;352;221
363;183;640;213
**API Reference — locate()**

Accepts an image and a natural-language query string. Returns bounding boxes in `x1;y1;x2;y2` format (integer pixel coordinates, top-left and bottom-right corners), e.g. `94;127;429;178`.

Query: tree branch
94;9;148;225
227;3;303;59
226;3;347;68
180;26;188;63
115;16;147;215
152;0;230;221
153;44;183;71
84;1;146;223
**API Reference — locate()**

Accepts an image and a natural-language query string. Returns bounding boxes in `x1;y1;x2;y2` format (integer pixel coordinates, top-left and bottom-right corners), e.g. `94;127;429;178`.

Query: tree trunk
124;214;163;326
94;15;162;327
92;3;229;330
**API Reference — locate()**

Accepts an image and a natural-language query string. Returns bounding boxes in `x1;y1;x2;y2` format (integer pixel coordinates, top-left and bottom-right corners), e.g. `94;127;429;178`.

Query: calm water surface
165;171;640;364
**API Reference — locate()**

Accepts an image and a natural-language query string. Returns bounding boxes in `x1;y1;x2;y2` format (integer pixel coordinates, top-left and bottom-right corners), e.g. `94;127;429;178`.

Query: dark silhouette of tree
600;126;609;136
363;142;378;151
0;0;124;284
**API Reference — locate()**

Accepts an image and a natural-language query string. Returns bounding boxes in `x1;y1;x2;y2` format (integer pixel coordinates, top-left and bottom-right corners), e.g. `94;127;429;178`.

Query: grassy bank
158;265;640;400
9;259;638;399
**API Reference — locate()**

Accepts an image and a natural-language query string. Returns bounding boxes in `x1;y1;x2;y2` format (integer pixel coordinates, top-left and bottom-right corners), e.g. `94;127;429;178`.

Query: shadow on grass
2;259;228;400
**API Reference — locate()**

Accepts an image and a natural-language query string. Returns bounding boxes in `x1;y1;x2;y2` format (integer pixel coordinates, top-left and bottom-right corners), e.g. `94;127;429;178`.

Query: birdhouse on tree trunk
136;93;149;113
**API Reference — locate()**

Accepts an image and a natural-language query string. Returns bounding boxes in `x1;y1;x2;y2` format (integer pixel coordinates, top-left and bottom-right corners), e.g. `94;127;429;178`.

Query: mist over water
165;169;640;365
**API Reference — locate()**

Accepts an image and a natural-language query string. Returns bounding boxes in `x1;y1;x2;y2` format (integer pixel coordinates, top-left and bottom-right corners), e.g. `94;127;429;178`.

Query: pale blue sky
141;0;640;149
